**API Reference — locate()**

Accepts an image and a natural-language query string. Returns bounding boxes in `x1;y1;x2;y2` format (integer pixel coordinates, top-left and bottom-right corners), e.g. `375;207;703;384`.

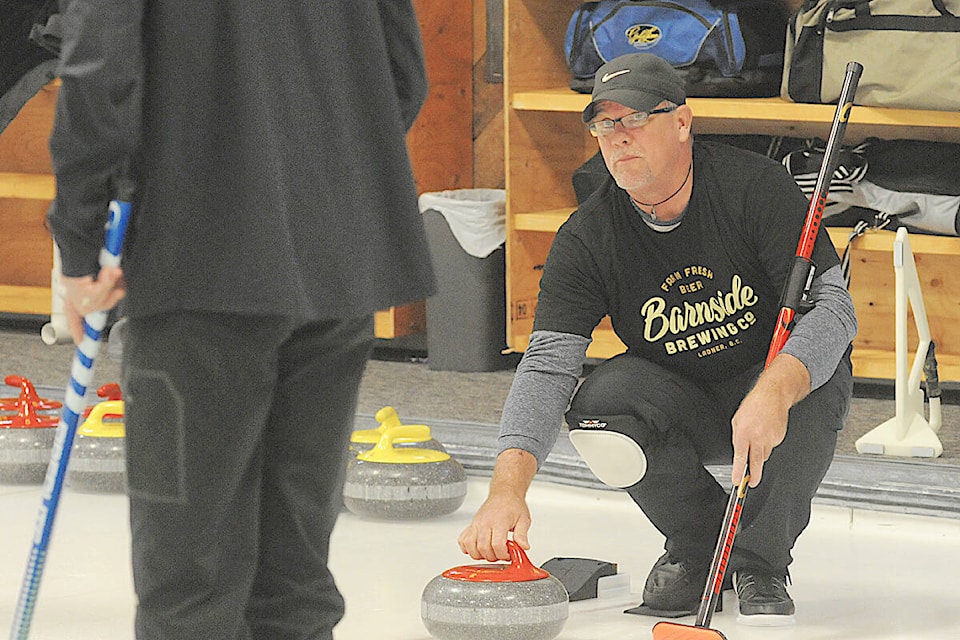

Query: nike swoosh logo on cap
601;70;630;82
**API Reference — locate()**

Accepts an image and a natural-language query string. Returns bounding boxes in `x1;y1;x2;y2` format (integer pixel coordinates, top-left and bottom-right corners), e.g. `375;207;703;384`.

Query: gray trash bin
419;189;509;372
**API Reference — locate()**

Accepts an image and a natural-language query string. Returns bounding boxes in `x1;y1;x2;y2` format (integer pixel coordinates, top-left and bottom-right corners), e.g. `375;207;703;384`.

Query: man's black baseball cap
582;53;686;123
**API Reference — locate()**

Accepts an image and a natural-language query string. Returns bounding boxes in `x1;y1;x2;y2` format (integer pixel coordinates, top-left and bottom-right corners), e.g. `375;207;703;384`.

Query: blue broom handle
9;199;131;640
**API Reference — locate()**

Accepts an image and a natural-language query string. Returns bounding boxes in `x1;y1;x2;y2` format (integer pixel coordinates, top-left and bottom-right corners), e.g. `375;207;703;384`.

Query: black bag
782;0;960;110
0;0;59;134
564;0;787;97
783;138;960;236
572;151;612;205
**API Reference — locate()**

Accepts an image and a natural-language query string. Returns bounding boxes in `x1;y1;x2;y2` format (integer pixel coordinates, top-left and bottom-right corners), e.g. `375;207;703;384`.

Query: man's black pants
122;312;373;640
566;351;852;575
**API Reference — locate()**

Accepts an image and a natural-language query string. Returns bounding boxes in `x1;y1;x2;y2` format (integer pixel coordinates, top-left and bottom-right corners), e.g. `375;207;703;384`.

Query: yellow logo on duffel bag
626;24;661;49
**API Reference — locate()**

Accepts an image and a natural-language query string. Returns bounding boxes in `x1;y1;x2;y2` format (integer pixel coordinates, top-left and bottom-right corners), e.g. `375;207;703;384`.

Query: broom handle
766;62;863;363
9;199;131;640
696;472;750;628
695;61;863;628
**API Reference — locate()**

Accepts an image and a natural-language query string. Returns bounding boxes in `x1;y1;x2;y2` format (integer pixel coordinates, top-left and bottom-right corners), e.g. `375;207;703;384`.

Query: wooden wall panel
408;1;473;193
0;198;52;286
377;2;474;338
473;0;505;189
0;81;56;174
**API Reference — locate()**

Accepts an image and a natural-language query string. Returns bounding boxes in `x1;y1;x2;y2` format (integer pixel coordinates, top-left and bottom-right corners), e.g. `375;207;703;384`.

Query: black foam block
541;557;618;602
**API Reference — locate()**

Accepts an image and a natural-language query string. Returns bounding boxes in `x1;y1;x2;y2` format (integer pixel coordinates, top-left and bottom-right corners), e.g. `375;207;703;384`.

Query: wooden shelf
828;227;960;381
0;285;51;315
826;227;960;255
510;326;627;360
0;172;56;201
512;208;572;232
852;348;960;382
374;303;426;340
513;217;960;255
512;91;960;144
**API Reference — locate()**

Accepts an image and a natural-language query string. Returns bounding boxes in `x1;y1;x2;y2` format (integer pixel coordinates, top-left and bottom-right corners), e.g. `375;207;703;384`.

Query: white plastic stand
40;242;72;345
855;228;943;458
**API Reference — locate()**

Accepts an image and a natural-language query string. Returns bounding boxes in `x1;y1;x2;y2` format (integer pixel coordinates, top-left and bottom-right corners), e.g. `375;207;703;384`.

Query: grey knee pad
567;415;649;488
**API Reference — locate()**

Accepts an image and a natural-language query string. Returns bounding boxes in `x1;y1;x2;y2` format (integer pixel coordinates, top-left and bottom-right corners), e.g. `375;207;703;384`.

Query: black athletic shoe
734;571;796;626
640;553;709;614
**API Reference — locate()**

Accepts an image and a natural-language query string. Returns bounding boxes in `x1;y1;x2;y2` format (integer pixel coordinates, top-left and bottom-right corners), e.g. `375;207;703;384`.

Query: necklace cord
633;162;693;217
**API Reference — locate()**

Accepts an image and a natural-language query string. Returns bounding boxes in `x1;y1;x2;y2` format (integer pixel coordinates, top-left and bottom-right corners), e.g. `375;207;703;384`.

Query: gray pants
122;312;374;640
566;350;852;575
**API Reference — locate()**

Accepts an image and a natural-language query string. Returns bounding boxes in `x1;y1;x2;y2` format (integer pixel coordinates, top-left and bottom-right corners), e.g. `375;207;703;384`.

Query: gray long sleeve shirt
498;264;856;467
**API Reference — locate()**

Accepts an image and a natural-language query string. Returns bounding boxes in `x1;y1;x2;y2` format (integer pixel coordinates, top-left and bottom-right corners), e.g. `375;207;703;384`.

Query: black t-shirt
533;140;840;382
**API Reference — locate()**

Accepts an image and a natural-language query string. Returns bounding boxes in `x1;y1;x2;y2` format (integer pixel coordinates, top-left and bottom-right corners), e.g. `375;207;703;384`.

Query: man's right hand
458;489;531;562
62;266;126;345
457;448;538;562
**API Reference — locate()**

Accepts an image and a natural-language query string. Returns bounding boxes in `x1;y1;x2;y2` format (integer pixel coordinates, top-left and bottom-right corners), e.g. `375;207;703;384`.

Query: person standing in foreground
47;2;435;638
459;53;856;626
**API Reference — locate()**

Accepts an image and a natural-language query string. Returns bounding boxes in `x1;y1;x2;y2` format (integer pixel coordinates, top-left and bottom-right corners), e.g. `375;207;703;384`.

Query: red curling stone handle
441;540;550;583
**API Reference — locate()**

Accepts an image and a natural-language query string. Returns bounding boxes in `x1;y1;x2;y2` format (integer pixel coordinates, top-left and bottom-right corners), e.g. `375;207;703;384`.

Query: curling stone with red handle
0;377;60;484
342;424;466;520
0;375;62;412
349;406;447;455
421;540;569;640
80;382;123;418
67;399;126;493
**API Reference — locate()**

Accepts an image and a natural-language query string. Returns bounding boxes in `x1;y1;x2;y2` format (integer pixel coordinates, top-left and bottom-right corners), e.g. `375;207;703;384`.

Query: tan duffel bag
782;0;960;111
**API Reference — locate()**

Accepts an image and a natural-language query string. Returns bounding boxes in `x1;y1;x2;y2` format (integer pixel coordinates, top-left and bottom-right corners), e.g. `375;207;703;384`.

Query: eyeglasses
587;106;678;138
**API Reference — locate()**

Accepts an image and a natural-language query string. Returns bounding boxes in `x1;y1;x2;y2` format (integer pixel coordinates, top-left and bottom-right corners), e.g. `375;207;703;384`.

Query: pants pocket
123;368;187;503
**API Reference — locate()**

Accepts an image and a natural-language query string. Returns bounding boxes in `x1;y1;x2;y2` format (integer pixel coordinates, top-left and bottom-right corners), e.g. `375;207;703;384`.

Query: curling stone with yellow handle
80;382;123;418
0;376;60;484
67;399;126;493
421;540;569;640
349;406;447;455
342;425;466;520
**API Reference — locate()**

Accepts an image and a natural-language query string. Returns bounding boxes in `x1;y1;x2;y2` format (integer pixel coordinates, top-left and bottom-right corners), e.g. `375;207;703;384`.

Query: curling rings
421;540;570;640
0;376;60;484
67;399;126;493
349;406;447;455
342;424;466;520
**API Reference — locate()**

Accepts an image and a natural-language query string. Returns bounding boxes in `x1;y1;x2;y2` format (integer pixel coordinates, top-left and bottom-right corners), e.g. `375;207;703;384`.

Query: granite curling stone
421;540;569;640
342;407;446;510
67;399;127;493
349;406;447;456
0;376;60;484
342;424;466;519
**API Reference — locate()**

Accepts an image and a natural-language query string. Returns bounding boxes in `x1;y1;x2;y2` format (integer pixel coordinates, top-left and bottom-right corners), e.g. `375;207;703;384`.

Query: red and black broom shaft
696;472;749;628
695;61;863;629
767;62;864;362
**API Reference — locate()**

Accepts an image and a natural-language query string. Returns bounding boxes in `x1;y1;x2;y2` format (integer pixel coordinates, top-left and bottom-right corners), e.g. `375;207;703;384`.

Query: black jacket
48;0;435;319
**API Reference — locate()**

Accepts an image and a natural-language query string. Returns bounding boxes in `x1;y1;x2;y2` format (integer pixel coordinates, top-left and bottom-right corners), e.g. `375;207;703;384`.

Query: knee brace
567;415;650;488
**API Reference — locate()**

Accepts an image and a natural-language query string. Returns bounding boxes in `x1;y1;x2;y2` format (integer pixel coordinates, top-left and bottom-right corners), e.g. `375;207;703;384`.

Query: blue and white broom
9;198;131;640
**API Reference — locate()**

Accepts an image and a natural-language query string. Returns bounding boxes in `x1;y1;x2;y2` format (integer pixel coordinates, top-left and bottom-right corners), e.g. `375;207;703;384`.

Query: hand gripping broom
652;60;863;640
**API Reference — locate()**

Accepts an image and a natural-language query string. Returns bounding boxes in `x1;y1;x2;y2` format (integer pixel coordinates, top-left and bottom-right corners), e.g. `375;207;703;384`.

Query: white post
40;242;72;345
855;228;943;458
